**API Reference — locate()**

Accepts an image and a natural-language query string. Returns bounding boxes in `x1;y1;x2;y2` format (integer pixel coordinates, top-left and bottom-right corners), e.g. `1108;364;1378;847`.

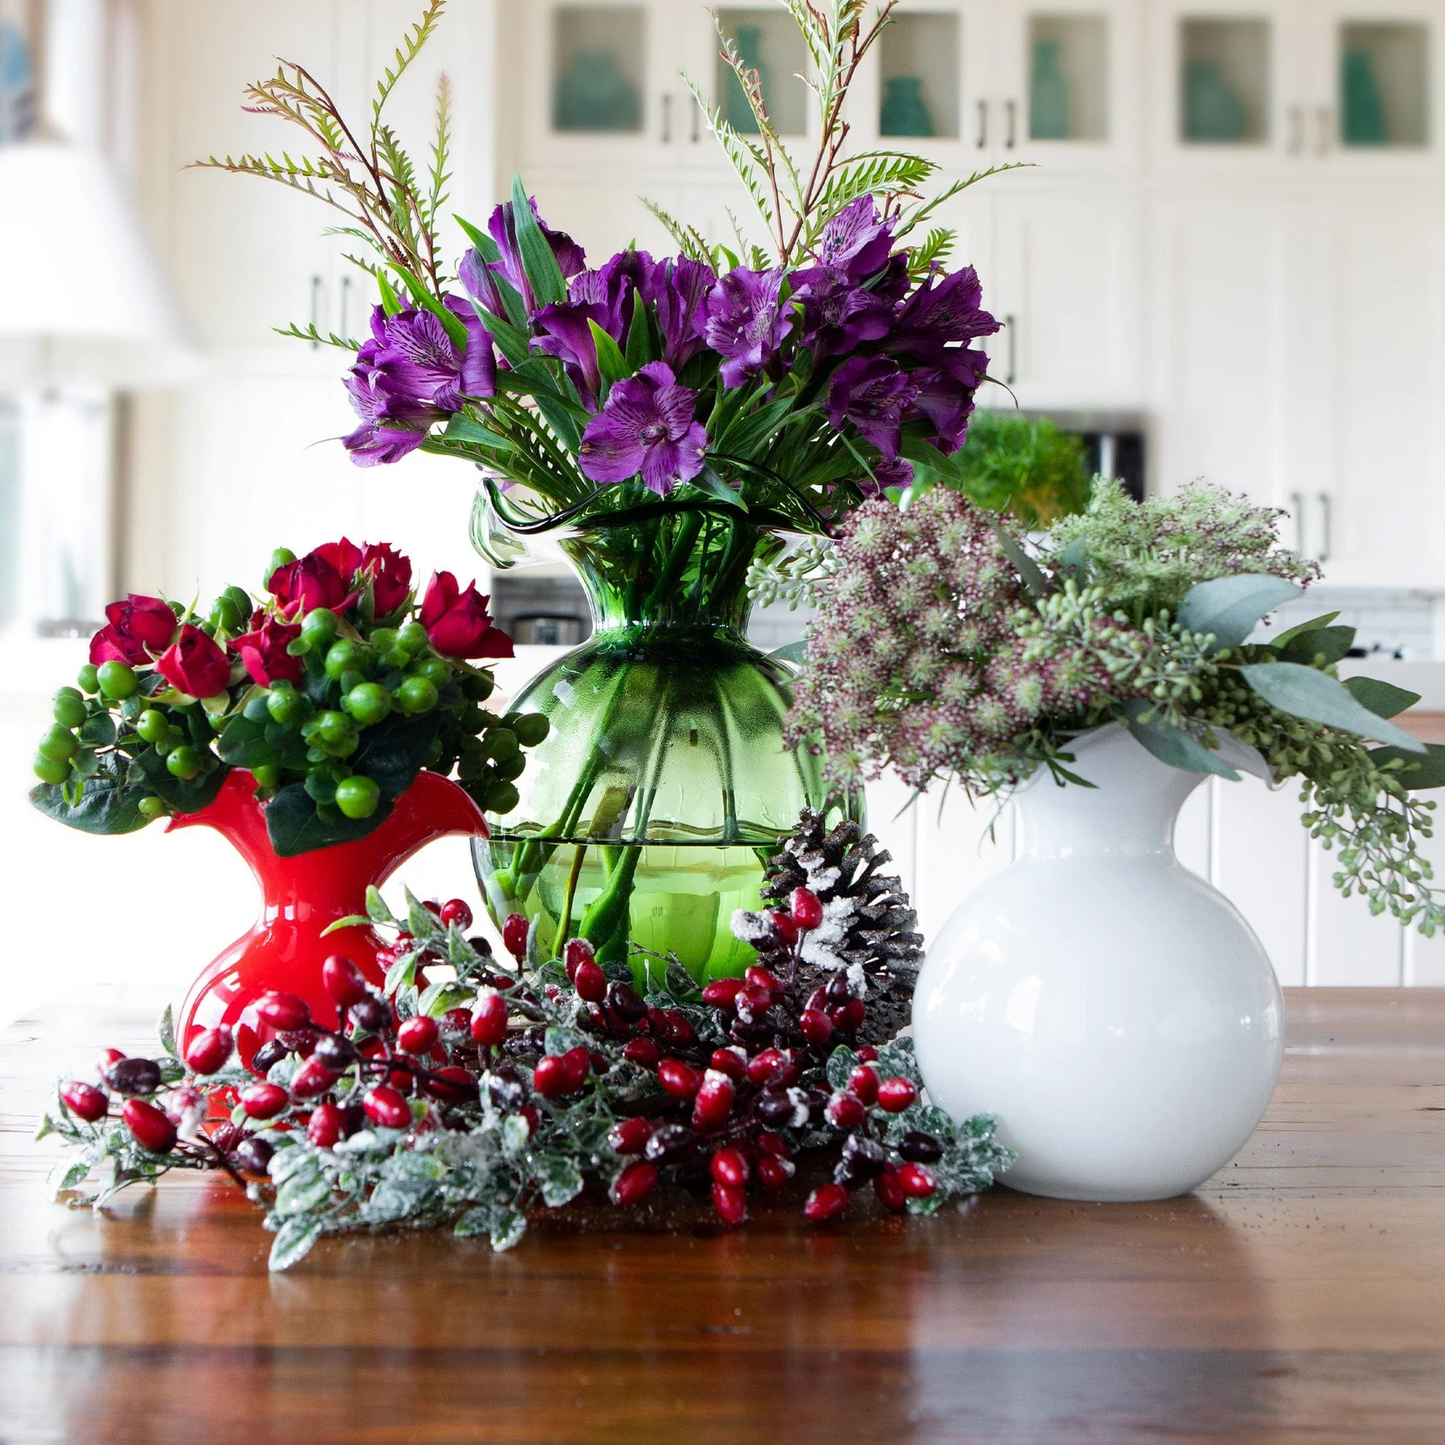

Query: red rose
89;594;176;666
230;616;304;687
419;571;514;659
359;542;413;617
268;537;364;614
156;624;233;698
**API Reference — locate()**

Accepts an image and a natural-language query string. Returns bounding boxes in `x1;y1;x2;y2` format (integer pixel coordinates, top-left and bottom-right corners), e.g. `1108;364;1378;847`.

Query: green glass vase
470;490;855;989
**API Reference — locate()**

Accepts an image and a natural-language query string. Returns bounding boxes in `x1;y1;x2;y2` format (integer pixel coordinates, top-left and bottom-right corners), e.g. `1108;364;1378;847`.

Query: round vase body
471;498;853;987
912;724;1284;1201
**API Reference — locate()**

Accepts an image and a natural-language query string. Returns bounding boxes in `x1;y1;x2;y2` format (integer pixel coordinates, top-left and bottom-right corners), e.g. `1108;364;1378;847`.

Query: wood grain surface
2;987;1444;1444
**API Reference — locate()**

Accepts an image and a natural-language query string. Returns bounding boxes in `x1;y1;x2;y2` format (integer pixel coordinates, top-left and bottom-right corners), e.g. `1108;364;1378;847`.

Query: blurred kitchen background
5;0;1445;1028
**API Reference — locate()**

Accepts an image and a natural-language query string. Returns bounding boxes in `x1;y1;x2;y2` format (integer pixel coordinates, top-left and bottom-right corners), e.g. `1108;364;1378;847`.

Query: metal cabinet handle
691;97;700;142
1316;106;1332;154
1290;491;1306;553
976;99;988;148
1004;313;1017;385
309;274;323;349
1288;105;1304;154
339;275;351;340
1005;98;1017;149
1317;492;1332;563
661;94;672;143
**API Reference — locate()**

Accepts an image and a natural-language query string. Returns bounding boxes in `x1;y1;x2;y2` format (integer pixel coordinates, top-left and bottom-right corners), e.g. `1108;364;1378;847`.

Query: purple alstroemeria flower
486;198;587;314
361;301;496;412
791;267;895;360
814;196;896;286
825;356;919;460
532;251;650;407
907;346;990;452
704;267;793;387
887;265;1000;359
341;366;441;467
862;457;915;498
459;245;510;320
578;361;708;495
646;255;717;371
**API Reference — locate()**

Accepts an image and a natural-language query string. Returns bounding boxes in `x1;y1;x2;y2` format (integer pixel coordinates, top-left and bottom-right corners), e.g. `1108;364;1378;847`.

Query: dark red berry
610;1159;659;1207
899;1131;944;1163
756;1131;790;1158
829;998;866;1032
799;1008;833;1046
701;977;744;1010
735;983;773;1020
803;1181;849;1222
397;1016;439;1055
209;1123;242;1155
708;1047;747;1083
440;1007;473;1041
97;1047;127;1075
122;1098;176;1153
660;1009;694;1046
756;1154;795;1189
518;1105;541;1136
184;1026;234;1076
769;910;799;947
322;954;368;1008
608;1117;654;1155
691;1070;735;1130
790;887;824;931
234;1135;274;1174
290;1056;339;1099
605;980;647;1024
533;1055;569;1099
502;913;530;961
312;1033;357;1072
804;986;828;1013
560;1046;591;1092
746;1048;790;1088
240;1083;289;1120
875;1166;907;1212
562;937;594;982
896;1163;937;1199
423;899;443;917
439;898;473;930
104;1057;161;1096
362;1085;412;1129
848;1064;879;1105
350;995;391;1034
712;1182;747;1225
622;1037;660;1069
61;1081;108;1122
256;991;310;1032
757;1088;808;1127
825;1091;866;1131
573;959;607;1002
307;1102;345;1147
470;990;509;1047
710;1147;749;1188
643;1124;697;1164
658;1058;701;1100
251;1039;288;1076
876;1077;917;1113
837;1134;887;1184
425;1066;480;1104
855;1046;878;1063
745;965;783;994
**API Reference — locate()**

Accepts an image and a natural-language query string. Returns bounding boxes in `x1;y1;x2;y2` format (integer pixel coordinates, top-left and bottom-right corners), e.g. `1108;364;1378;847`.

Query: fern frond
685;78;776;236
908;227;955;279
373;0;447;129
275;321;363;351
427;73;452;228
640;199;713;263
892;162;1031;242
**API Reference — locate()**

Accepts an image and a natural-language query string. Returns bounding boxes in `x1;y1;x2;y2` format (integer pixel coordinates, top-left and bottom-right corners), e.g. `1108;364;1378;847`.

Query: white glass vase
912;723;1284;1201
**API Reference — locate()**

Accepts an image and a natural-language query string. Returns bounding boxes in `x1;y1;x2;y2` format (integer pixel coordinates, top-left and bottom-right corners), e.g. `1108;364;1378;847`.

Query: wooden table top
2;987;1444;1444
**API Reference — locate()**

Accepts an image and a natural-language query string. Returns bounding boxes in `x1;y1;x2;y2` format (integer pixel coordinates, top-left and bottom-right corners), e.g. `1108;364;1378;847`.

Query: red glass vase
172;769;486;1069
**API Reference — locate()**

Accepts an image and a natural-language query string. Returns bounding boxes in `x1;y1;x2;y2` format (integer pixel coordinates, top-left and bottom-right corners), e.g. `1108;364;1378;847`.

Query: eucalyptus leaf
987;520;1048;598
1240;663;1427;751
1175;574;1302;652
1279;625;1355;667
1344;675;1421;720
1117;702;1241;780
1269;611;1341;650
1367;743;1445;790
766;640;808;666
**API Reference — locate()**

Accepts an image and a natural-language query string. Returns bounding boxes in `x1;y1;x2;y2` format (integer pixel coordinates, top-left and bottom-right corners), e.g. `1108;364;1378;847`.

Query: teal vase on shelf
1183;59;1245;142
553;47;640;133
1341;48;1387;146
724;25;770;134
1029;39;1070;140
880;75;934;137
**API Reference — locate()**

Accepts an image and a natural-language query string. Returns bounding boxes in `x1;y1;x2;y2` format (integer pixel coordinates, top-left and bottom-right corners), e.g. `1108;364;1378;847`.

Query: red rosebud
710;1148;749;1188
658;1058;701;1100
268;539;362;614
825;1091;866;1131
240;1083;289;1120
608;1117;654;1155
896;1163;937;1199
359;541;412;617
439;898;472;930
711;1182;747;1225
89;594;176;666
156;624;232;699
622;1037;660;1069
876;1077;918;1113
61;1081;108;1122
122;1097;176;1153
469;990;509;1048
691;1069;735;1130
799;1008;833;1046
397;1016;439;1055
708;1047;747;1083
290;1056;339;1099
847;1064;879;1106
502;913;530;961
322;955;369;1009
573;959;607;1003
230;616;303;687
255;991;310;1032
419;570;514;659
803;1181;850;1223
307;1102;346;1147
790;887;824;931
362;1085;412;1129
610;1159;659;1207
756;1154;796;1189
184;1026;234;1076
874;1166;907;1212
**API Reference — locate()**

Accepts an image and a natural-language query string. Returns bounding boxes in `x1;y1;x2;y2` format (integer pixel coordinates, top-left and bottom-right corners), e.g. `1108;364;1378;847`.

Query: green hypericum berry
136;709;169;744
223;585;252;618
77;663;100;694
137;795;167;820
33;753;69;785
96;660;138;700
513;713;550;747
324;640;364;681
345;682;392;727
334;774;380;819
52;689;87;729
302;608;339;647
166;745;204;780
370;627;399;655
266;547;296;586
209;593;245;632
395;675;438;715
412;656;452;688
424;736;444;765
483;728;519;761
251;763;282;789
494;752;527;782
266;685;306;725
38;725;79;762
461;672;495;702
314;710;355;748
485;780;520;814
396;621;428;656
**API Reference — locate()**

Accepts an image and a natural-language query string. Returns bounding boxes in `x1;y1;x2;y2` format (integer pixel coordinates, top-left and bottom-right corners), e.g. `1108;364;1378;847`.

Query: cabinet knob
1317;492;1332;564
661;94;672;144
1004;314;1018;386
309;274;324;350
1005;99;1017;149
976;99;988;149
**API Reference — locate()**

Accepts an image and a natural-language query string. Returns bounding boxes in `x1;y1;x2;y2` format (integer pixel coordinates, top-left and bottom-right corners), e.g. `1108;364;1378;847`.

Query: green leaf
442;411;510;451
78;713;117;747
158;1006;177;1060
265;784;394;856
625;297;656;369
986;519;1049;599
1117;702;1241;780
217;715;275;769
30;770;149;835
134;749;229;814
1344;675;1422;720
767;640;808;666
1176;574;1302;652
268;1215;324;1272
454;216;500;263
1240;662;1427;751
510;173;567;308
466;300;530;368
690;466;748;513
1368;742;1445;789
376;271;404;317
588;319;631;389
1279;625;1355;667
1269;611;1341;650
536;1156;585;1208
392;261;469;350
